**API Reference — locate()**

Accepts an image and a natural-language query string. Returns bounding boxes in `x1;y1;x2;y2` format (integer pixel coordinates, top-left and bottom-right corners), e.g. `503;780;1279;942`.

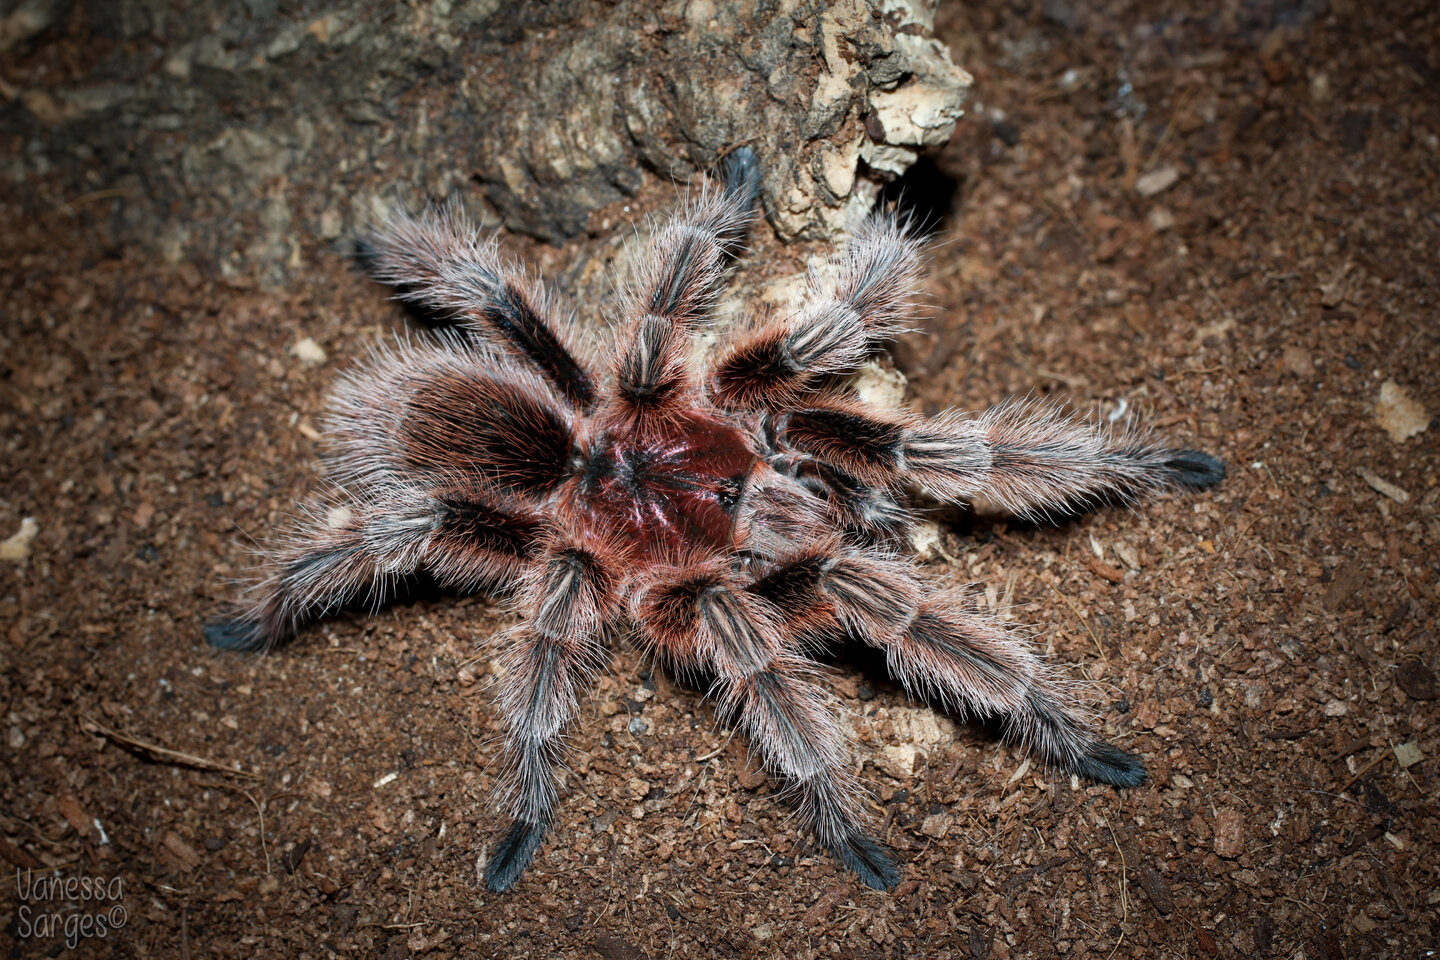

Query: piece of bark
4;0;970;284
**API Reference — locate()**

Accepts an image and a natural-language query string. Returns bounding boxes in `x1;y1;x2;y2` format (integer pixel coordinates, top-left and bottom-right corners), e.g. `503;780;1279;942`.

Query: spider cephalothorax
205;149;1224;892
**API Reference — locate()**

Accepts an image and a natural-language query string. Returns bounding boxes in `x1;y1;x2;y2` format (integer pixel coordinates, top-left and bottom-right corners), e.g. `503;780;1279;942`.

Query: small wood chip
1253;915;1275;954
1357;467;1409;504
1212;809;1245;859
0;836;41;870
1396;661;1436;700
1136;861;1174;915
1083;553;1125;583
735;750;768;790
1375;379;1428;443
1113;541;1141;570
1321;561;1366;611
281;837;312;874
1392;741;1423;769
800;884;847;927
57;795;95;839
161;830;203;870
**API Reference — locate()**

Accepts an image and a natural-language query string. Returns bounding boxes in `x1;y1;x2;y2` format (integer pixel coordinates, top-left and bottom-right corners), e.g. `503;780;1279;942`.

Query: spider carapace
206;148;1224;893
576;411;755;558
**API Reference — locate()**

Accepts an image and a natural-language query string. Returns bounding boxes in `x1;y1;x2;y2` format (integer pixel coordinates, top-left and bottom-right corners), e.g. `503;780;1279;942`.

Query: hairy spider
205;149;1224;893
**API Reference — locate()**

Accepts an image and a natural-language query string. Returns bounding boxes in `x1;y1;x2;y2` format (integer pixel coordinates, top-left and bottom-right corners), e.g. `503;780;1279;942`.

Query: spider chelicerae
205;149;1224;892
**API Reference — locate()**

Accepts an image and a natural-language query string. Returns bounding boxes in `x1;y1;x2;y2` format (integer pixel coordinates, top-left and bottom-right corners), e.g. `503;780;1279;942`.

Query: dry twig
79;715;260;780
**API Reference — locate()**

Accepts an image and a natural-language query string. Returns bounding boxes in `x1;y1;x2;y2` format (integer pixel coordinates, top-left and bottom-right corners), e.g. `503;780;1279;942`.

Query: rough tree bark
1;0;969;285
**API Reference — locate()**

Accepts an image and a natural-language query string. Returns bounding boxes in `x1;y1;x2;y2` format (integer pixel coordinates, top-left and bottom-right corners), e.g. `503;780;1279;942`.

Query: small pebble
1136;165;1180;196
0;517;38;562
290;336;328;366
1281;345;1313;377
1374;380;1428;443
1147;206;1175;231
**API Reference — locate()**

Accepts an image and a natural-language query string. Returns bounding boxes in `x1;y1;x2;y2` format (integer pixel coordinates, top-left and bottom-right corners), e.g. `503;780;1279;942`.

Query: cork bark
2;0;969;284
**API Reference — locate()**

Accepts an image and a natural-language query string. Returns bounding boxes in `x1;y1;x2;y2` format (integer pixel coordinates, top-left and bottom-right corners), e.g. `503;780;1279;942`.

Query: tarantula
205;149;1224;893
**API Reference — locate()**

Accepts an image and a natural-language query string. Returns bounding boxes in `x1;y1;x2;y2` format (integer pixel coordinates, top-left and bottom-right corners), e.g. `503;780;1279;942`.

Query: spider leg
364;204;597;409
485;530;618;892
892;589;1144;785
609;167;757;421
326;341;578;502
708;212;922;410
750;548;1145;786
775;396;1225;520
794;460;912;542
204;484;540;652
632;564;899;890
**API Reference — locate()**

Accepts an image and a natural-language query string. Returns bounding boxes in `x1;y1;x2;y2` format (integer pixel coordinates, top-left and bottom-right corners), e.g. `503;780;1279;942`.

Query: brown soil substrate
2;1;1436;957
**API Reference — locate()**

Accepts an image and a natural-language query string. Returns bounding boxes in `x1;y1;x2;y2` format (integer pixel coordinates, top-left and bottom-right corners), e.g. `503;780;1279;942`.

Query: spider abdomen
576;410;756;557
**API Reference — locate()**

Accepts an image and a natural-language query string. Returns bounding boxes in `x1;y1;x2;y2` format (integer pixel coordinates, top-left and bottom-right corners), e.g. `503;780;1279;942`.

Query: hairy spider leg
633;564;900;890
708;212;923;411
959;398;1226;515
805;460;912;541
775;396;1225;521
364;203;597;409
609;173;759;423
204;485;540;652
325;343;578;503
751;547;1146;786
895;591;1145;785
759;421;911;544
485;528;619;892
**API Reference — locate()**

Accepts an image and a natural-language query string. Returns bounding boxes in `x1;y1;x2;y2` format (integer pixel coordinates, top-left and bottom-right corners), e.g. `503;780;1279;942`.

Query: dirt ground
2;1;1437;958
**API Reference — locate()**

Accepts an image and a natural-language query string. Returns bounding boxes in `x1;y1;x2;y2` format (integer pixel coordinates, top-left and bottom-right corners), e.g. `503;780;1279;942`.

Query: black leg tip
719;146;762;210
831;831;902;891
203;618;269;653
1163;450;1226;491
483;820;549;893
1073;742;1148;789
353;236;380;271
